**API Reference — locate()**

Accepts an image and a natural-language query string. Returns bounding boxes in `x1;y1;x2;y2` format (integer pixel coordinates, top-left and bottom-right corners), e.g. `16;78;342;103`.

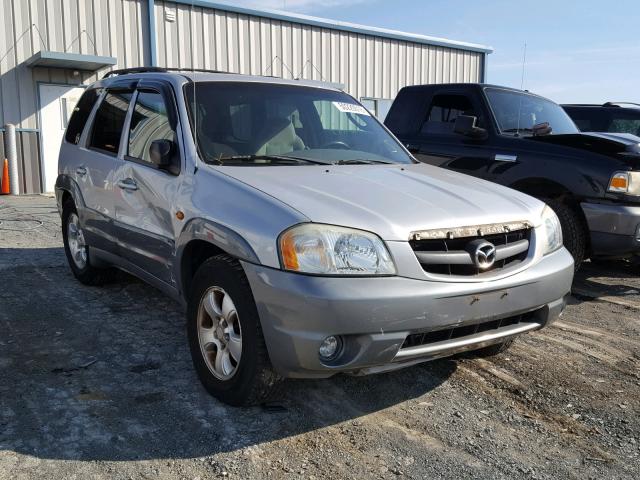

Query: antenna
519;42;527;90
515;42;527;136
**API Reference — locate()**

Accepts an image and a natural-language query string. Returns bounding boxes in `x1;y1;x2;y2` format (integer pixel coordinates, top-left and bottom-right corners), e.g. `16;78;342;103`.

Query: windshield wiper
334;159;394;165
213;154;326;165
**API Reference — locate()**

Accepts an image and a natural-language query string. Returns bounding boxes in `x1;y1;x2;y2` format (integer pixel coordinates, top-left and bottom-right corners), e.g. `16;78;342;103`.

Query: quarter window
89;91;132;154
128;91;177;165
65;88;98;144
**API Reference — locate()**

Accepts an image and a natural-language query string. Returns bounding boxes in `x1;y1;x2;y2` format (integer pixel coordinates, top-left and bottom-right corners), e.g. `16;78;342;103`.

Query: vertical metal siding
154;0;483;101
0;0;483;193
0;0;150;130
0;0;150;193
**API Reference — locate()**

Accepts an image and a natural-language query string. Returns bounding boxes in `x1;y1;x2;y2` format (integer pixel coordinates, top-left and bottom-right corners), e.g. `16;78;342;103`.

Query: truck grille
410;227;531;276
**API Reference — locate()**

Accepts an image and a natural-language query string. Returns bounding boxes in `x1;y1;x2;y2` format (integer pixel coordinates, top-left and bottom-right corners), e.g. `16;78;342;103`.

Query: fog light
319;335;341;360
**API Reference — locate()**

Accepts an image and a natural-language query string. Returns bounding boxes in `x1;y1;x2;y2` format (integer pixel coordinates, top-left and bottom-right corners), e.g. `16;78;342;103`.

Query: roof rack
603;102;640;108
103;66;229;79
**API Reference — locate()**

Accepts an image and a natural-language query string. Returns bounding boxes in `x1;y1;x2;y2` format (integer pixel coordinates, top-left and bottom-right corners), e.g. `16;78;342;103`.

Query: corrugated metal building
0;0;492;194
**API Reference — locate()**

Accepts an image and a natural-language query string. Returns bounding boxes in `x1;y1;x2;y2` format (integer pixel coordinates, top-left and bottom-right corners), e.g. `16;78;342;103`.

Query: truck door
406;90;495;179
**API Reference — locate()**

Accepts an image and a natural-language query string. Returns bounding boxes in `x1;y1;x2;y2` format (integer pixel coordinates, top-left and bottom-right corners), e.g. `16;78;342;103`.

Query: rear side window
65;89;98;144
128;91;177;165
89;91;133;154
421;94;479;135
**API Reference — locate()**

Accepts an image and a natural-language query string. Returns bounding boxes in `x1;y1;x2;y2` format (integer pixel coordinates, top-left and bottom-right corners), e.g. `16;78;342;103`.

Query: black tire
187;254;282;406
61;199;114;286
539;197;587;270
471;338;514;357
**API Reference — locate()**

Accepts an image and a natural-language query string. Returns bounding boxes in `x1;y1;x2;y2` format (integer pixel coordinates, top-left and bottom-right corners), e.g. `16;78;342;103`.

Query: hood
214;163;544;241
528;132;640;165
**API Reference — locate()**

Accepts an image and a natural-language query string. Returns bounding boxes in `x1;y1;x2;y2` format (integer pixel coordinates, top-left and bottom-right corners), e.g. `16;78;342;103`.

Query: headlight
541;205;563;255
608;171;640;195
279;224;396;275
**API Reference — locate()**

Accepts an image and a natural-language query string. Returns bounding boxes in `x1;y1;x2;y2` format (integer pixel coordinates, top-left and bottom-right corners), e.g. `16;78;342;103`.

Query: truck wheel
187;254;282;406
62;199;114;285
471;338;514;357
540;197;586;270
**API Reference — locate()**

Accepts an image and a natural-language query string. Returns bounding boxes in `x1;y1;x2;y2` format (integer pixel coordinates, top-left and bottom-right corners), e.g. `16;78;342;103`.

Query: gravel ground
1;195;638;480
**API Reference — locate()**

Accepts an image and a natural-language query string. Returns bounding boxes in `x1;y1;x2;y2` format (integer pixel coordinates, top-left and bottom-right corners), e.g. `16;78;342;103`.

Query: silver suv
56;69;574;406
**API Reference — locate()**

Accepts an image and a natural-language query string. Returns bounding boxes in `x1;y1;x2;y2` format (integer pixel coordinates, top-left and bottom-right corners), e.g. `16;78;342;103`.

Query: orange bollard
1;158;9;194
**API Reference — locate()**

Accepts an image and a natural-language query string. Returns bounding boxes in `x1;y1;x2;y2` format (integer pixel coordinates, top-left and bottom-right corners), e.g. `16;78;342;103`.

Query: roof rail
103;67;229;79
603;101;640;108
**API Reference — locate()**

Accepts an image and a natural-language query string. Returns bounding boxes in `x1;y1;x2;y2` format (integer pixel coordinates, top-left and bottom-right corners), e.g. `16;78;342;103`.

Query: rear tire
539;197;586;270
61;199;114;286
187;254;282;406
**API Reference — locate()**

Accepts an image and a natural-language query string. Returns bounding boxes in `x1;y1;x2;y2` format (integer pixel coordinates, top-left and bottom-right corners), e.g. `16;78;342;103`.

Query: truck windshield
485;87;579;136
184;82;414;165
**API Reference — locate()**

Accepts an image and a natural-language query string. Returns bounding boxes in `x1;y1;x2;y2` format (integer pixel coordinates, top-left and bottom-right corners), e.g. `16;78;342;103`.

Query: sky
228;0;640;104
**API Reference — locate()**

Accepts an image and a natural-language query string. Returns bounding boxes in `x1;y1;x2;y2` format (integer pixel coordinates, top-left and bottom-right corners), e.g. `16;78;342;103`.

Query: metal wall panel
0;0;150;129
0;0;484;193
154;0;483;101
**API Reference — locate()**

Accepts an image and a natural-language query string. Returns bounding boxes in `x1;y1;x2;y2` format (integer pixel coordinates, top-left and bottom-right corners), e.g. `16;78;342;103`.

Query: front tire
187;254;282;406
539;197;587;270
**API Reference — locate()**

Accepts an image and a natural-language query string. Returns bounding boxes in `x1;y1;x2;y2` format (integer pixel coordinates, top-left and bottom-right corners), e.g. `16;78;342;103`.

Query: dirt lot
1;195;638;480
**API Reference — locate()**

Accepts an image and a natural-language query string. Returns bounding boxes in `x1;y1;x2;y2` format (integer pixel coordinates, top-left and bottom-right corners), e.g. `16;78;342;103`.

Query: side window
421;94;479;135
89;91;132;154
128;91;177;166
65;88;99;144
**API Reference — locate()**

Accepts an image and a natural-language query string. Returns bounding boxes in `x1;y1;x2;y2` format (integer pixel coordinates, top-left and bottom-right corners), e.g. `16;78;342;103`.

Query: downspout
148;0;157;66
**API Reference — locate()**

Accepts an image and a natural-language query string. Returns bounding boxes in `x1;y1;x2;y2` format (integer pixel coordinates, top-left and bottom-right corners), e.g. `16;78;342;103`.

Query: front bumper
242;247;574;378
582;202;640;256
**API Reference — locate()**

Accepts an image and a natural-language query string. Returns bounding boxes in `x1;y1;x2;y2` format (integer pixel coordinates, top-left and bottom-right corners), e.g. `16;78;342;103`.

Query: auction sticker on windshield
333;102;371;116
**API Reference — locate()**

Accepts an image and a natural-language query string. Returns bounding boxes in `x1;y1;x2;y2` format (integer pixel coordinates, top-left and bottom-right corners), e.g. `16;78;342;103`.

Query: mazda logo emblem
467;240;496;270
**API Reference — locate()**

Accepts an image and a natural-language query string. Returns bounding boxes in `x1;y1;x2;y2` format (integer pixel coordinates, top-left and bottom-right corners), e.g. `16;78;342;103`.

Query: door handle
116;178;138;191
75;166;87;176
405;143;420;153
494;154;518;162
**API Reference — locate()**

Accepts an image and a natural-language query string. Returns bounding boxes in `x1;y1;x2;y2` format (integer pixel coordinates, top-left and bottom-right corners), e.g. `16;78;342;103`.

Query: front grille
401;313;532;349
410;228;531;276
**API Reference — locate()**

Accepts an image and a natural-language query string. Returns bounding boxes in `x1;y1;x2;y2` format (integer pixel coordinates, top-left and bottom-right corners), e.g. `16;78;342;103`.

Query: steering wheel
322;140;351;150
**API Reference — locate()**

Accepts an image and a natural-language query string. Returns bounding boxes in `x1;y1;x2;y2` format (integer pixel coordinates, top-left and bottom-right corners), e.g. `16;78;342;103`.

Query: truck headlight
608;171;640;195
279;224;396;275
541;205;563;255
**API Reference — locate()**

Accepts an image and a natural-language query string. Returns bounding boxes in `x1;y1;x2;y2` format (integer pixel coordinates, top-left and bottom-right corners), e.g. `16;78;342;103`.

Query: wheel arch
54;174;86;214
176;218;260;301
511;177;591;258
510;177;574;200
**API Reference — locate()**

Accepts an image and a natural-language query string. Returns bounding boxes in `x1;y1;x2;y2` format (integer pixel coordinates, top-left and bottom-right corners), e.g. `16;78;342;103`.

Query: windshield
485;87;579;136
184;82;413;165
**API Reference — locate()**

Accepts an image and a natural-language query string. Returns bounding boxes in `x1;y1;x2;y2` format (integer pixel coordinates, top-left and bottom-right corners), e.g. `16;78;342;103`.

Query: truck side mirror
454;115;488;140
149;139;174;168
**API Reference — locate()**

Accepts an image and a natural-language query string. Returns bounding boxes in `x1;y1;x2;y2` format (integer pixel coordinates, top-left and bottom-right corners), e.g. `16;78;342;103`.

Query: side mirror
454;115;488;140
149;139;174;168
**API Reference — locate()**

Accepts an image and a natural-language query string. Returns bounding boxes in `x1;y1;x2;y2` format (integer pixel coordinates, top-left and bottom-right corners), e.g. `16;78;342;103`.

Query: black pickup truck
385;84;640;266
